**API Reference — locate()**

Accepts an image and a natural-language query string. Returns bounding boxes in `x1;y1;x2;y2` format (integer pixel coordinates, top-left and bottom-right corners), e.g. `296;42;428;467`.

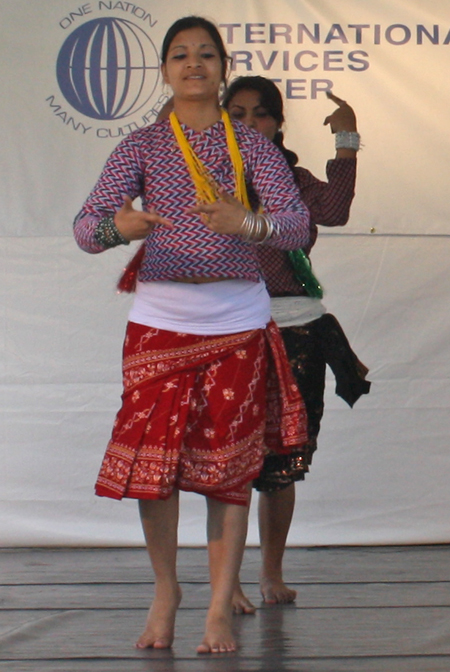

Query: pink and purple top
74;117;311;283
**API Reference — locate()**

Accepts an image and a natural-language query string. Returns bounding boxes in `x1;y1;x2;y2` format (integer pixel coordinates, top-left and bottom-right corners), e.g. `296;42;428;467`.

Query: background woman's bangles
335;131;361;151
239;211;274;243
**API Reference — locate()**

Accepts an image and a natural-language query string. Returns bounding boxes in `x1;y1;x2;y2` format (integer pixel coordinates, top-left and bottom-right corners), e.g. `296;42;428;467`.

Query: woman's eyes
229;110;269;120
230;111;269;119
171;52;216;60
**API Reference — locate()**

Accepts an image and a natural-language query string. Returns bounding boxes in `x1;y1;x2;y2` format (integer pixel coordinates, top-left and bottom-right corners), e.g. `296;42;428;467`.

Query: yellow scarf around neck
169;109;251;209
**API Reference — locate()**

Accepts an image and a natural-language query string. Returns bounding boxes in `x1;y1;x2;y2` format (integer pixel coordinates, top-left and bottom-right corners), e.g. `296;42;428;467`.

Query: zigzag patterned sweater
73;117;310;283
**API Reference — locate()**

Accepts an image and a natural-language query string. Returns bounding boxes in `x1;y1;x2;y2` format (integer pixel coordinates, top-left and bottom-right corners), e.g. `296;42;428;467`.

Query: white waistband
129;279;271;335
270;296;326;327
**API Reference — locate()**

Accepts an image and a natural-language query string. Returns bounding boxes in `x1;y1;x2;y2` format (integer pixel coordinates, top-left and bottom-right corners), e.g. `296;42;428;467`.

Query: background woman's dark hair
161;16;230;82
222;76;299;170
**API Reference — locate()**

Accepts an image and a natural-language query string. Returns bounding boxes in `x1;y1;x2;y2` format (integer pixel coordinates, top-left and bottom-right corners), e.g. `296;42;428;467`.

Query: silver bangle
255;214;274;244
239;211;273;243
335;131;361;151
239;210;254;241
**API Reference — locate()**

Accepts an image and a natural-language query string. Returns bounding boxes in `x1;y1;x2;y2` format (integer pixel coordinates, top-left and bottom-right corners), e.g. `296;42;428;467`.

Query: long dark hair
161;16;230;83
222;76;299;171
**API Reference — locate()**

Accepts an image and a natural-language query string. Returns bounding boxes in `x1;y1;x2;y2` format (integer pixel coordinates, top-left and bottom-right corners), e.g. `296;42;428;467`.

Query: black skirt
254;313;371;492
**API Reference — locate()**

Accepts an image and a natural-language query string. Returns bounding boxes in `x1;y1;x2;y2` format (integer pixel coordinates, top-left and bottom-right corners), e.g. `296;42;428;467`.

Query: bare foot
232;584;256;615
260;575;297;604
197;611;236;654
135;584;182;649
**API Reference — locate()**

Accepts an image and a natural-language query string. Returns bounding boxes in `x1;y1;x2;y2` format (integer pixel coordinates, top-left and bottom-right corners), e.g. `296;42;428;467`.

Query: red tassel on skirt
116;242;145;293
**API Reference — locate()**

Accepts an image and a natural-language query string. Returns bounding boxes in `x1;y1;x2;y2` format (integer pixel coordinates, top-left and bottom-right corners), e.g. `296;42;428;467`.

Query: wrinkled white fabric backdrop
1;0;450;545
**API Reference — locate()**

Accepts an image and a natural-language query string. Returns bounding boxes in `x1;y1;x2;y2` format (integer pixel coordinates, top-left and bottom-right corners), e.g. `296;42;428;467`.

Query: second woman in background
223;76;370;612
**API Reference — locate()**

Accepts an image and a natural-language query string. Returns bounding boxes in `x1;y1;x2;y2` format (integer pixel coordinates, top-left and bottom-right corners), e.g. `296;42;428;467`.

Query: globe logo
56;17;160;120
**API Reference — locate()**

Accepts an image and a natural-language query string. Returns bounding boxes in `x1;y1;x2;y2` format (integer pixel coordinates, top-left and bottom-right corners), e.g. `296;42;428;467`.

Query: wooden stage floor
1;545;450;671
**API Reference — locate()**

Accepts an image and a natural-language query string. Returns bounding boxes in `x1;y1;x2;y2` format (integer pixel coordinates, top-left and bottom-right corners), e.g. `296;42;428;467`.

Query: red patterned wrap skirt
95;320;307;506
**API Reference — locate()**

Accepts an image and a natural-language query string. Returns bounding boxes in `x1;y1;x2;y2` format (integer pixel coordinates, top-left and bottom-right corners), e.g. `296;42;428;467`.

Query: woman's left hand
189;189;247;235
323;92;357;132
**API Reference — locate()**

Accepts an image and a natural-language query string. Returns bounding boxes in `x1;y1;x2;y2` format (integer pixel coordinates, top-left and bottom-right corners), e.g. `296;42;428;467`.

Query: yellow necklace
169;109;251;209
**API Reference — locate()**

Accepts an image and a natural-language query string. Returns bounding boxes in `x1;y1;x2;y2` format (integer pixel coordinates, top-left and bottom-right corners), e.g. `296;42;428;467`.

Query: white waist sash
129;279;271;335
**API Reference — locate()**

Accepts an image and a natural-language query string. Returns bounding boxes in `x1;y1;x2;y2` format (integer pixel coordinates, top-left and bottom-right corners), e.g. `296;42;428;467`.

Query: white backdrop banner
1;0;450;236
2;0;450;547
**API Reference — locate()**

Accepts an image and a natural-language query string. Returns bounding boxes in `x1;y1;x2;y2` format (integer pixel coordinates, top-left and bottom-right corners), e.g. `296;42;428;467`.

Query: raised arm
324;91;359;159
293;92;358;231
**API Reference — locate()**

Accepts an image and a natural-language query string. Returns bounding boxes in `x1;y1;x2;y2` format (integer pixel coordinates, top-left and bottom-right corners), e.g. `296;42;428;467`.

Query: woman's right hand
114;196;173;241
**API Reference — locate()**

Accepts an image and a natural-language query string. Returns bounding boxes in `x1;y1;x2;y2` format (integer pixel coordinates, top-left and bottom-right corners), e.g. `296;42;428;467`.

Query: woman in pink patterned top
73;18;310;654
223;76;370;612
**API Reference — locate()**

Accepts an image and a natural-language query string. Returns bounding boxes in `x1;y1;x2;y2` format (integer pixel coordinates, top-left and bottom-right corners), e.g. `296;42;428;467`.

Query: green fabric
287;249;323;299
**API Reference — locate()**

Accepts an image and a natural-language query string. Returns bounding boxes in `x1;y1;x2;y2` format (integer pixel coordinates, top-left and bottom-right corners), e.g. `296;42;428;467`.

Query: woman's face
161;27;223;102
227;89;279;141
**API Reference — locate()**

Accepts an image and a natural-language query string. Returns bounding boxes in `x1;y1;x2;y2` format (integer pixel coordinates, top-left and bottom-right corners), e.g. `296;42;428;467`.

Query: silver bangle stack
239;211;274;244
335;131;361;151
94;215;130;248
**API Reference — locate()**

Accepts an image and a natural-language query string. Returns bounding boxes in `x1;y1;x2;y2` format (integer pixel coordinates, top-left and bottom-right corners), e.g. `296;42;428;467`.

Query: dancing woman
73;19;310;653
